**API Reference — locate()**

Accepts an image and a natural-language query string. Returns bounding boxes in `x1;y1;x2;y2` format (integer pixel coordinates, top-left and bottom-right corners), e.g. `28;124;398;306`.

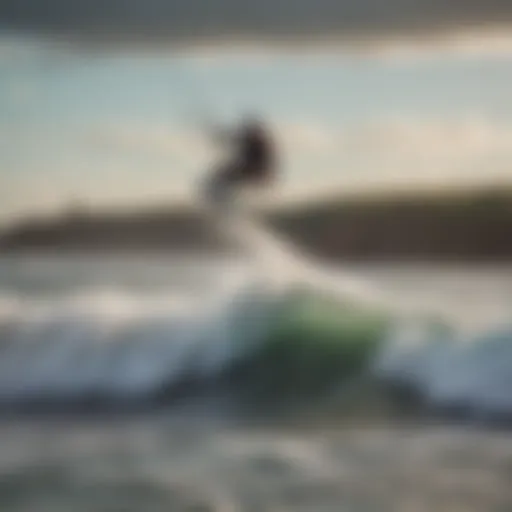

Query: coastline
2;184;511;261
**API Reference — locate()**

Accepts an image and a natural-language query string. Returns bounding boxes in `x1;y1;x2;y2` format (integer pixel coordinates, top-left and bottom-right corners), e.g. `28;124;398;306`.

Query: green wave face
232;289;392;404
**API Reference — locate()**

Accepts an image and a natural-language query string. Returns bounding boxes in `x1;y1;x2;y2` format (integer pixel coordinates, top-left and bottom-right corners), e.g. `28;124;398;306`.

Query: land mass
2;186;512;261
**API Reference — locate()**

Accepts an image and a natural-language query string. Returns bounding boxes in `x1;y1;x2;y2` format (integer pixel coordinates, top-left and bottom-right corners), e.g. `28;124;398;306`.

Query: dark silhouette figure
202;117;277;205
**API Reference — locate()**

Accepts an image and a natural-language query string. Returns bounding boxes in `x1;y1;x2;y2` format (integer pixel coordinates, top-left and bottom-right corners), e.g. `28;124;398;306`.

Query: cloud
88;120;340;161
345;117;512;158
357;30;512;61
2;0;512;43
175;29;512;65
273;117;512;166
88;116;512;164
274;122;337;153
6;115;512;169
86;123;209;165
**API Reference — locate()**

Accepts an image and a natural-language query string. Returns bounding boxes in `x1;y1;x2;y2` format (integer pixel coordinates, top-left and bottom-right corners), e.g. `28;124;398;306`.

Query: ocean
0;212;511;510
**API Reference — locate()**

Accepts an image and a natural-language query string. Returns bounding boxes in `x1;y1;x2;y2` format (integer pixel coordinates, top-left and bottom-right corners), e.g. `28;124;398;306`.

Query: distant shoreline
2;185;512;262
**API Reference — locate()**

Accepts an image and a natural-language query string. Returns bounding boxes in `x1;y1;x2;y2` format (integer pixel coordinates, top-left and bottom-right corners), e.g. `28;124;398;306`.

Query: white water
208;206;389;305
0;276;281;404
0;213;511;419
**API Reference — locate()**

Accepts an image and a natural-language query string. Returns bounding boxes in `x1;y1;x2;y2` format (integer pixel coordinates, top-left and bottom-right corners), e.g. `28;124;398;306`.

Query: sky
1;4;512;224
2;0;512;41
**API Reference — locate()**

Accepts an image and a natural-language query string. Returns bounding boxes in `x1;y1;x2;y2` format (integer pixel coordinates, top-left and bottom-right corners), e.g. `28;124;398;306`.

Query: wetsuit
204;122;276;204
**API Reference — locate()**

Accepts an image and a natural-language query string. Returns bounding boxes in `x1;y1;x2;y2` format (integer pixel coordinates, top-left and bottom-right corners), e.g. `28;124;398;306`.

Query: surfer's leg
202;163;238;207
204;176;231;205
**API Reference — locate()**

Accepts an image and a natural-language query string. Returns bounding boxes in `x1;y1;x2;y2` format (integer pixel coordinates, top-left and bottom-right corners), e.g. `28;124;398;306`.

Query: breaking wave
0;211;510;423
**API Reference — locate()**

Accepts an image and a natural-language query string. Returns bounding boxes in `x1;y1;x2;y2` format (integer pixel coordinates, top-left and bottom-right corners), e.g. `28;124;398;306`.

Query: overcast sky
1;0;512;42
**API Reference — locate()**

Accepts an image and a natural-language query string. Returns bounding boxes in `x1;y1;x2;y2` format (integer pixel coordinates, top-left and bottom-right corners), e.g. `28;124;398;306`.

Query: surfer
202;116;277;206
